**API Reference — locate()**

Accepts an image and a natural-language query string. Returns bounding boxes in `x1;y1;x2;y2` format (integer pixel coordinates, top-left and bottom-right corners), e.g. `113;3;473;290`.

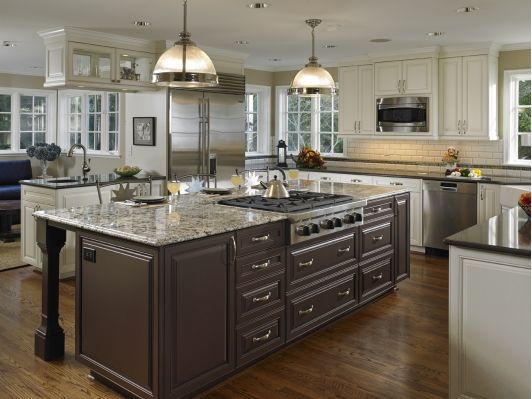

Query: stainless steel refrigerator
168;74;246;187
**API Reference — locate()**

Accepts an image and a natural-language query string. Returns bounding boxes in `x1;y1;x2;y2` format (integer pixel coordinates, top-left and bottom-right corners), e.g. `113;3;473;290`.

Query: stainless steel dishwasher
423;180;478;250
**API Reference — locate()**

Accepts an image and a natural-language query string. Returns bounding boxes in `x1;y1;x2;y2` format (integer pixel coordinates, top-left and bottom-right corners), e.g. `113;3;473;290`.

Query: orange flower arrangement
294;147;325;169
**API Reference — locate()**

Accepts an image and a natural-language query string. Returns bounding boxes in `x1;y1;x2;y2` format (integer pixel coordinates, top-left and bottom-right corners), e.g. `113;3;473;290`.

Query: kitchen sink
46;178;79;183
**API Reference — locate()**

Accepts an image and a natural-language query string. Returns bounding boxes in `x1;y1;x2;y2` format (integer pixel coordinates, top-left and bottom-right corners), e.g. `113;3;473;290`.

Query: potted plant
26;143;62;178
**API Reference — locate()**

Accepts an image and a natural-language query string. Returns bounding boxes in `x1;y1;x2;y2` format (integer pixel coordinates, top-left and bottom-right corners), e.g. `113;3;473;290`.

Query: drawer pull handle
337;246;351;254
251;234;270;242
252;291;272;303
252;329;272;343
351;179;362;183
372;235;384;241
390;182;403;186
251;259;271;270
374;206;383;213
337;288;351;297
372;273;383;281
298;305;314;315
298;258;314;268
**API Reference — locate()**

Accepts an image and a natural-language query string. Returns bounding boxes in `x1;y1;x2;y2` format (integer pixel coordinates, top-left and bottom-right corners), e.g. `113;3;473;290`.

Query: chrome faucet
67;144;91;180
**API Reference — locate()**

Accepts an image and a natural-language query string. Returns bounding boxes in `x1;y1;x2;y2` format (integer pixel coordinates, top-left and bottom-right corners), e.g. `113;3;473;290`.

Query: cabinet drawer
236;222;285;256
360;253;393;303
287;275;356;341
237;277;284;323
360;219;393;259
236;311;285;367
236;249;285;285
288;234;355;288
22;186;55;206
364;197;394;221
373;177;421;192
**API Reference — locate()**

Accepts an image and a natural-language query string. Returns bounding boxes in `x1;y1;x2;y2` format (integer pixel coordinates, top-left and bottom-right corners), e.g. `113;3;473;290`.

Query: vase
38;159;51;179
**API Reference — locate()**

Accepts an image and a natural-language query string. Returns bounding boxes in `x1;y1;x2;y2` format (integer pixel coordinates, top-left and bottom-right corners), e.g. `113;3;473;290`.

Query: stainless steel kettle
261;175;290;199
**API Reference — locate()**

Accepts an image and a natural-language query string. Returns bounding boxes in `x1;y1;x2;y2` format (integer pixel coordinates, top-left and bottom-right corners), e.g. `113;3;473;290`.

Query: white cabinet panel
339;65;374;135
477;183;501;223
409;191;422;247
374;61;402;96
462;55;488;137
358;65;375;134
439;57;463;136
402;58;432;94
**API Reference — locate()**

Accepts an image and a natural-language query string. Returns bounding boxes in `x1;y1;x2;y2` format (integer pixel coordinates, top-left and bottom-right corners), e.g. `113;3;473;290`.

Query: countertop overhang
33;181;409;247
20;173;165;189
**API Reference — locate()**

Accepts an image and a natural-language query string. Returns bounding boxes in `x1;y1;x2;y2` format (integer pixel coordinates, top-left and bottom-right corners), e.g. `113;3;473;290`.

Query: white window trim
0;88;56;155
504;69;531;166
58;90;121;157
245;84;271;155
276;85;344;157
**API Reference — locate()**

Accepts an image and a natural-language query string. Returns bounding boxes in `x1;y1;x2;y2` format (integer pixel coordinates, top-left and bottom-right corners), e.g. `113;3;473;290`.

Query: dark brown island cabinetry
74;194;409;399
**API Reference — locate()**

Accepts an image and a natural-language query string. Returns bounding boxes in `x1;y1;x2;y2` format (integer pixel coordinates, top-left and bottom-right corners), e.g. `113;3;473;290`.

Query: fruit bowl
114;165;141;177
518;192;531;217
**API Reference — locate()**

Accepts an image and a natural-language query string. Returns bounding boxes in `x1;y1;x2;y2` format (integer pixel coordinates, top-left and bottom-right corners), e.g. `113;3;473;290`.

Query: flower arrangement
442;146;459;165
294;147;325;169
26;143;62;178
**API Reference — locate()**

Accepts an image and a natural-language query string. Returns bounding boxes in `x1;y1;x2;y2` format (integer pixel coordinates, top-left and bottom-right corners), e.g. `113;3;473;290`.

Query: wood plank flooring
0;254;448;399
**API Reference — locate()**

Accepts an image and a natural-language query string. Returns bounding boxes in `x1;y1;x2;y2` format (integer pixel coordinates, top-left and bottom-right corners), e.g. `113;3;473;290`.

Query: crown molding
500;42;531;51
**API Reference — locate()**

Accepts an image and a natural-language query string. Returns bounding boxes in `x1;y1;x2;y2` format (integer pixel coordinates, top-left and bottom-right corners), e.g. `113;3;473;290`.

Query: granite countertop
20;173;165;189
33;181;408;247
444;207;531;257
296;166;530;185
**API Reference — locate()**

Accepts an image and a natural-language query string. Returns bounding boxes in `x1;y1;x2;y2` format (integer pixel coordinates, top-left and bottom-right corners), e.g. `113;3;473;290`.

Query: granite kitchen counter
33;181;408;247
20;173;165;189
444;206;531;256
296;166;531;185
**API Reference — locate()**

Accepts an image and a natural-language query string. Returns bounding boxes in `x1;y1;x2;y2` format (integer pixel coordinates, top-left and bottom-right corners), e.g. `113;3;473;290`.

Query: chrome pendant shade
288;19;337;96
152;0;218;87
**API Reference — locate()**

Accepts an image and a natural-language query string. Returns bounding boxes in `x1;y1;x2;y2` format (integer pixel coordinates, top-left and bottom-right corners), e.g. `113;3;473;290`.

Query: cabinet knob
298;258;314;268
298;305;314;315
252;329;272;343
372;273;384;281
372;235;384;241
337;246;351;255
252;291;272;303
337;288;351;297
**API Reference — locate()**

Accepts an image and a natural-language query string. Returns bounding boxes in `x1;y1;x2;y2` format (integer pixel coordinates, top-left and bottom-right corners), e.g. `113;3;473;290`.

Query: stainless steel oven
376;97;429;133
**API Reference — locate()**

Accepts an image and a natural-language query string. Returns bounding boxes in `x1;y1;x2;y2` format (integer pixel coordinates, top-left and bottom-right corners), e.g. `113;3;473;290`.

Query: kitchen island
445;207;531;399
33;182;410;399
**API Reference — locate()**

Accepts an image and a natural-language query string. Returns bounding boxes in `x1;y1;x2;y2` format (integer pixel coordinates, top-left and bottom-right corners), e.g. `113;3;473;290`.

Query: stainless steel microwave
376;97;429;133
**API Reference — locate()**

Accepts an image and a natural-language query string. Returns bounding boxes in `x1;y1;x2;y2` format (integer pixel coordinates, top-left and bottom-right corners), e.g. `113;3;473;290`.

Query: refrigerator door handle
205;98;211;176
198;98;204;175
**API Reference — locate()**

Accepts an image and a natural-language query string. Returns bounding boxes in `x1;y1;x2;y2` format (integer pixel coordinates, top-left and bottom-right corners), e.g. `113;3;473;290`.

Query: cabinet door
409;191;423;247
358;65;375;134
477;184;501;223
374;61;402;96
395;193;410;283
402;58;432;94
164;234;235;398
439;57;463;136
339;174;374;185
115;49;155;87
338;66;358;134
68;42;115;83
462;55;487;137
21;201;39;266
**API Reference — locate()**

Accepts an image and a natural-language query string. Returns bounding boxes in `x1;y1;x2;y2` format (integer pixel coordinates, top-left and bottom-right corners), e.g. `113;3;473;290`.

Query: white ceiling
0;0;530;75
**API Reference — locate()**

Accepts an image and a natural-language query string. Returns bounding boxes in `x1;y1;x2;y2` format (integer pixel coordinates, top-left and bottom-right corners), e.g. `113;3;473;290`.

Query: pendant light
152;0;218;87
288;19;337;96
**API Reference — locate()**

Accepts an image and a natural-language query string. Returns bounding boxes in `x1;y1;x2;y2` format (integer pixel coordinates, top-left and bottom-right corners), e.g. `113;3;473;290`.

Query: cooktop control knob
320;219;335;229
296;225;311;236
309;223;320;234
332;217;343;227
343;214;356;223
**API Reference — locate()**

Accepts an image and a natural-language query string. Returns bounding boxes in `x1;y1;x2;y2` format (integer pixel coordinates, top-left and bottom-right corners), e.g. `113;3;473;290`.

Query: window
0;89;55;153
61;91;120;155
504;70;531;165
245;85;270;154
277;86;343;155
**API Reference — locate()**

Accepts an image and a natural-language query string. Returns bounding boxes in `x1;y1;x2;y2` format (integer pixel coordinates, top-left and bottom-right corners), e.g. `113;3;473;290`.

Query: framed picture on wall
133;117;156;146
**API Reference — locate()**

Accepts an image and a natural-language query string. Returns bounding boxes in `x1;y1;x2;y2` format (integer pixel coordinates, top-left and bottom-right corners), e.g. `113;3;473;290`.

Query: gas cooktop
218;191;354;213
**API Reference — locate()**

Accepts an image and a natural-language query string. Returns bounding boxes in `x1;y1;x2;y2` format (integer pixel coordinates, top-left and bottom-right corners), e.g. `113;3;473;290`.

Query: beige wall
498;49;531;135
0;73;44;89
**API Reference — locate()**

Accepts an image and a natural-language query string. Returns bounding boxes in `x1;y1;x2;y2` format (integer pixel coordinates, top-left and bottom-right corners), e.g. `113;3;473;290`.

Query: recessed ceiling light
427;32;445;37
132;20;151;27
370;38;391;43
247;3;269;8
234;40;250;45
269;58;282;62
456;6;479;13
322;44;337;49
2;41;17;47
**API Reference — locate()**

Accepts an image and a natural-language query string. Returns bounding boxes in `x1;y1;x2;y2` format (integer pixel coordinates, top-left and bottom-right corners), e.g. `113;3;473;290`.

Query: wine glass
230;174;244;191
167;179;181;203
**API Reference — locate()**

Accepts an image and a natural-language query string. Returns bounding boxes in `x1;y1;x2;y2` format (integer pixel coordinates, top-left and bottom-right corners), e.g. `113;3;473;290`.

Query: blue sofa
0;160;32;225
0;159;32;200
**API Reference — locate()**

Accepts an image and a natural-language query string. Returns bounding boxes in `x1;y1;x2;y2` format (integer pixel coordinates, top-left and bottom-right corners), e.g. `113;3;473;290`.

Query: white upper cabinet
374;58;432;96
40;28;158;91
439;55;498;139
338;64;374;135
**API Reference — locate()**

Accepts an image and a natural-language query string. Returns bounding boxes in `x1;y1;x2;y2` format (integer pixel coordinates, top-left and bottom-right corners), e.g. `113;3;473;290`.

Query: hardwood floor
0;254;448;399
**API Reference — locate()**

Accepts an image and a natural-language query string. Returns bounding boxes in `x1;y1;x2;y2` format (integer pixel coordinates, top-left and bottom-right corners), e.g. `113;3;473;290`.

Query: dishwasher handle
441;186;457;192
440;182;458;192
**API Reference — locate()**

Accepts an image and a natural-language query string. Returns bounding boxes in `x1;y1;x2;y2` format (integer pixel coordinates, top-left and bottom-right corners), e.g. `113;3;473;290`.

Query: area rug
0;241;27;272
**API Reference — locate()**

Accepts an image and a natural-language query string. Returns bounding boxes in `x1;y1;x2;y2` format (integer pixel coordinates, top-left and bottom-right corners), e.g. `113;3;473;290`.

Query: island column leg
34;218;66;361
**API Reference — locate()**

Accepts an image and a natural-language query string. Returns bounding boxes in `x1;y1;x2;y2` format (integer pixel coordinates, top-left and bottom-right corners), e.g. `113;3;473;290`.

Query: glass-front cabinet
68;43;155;87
